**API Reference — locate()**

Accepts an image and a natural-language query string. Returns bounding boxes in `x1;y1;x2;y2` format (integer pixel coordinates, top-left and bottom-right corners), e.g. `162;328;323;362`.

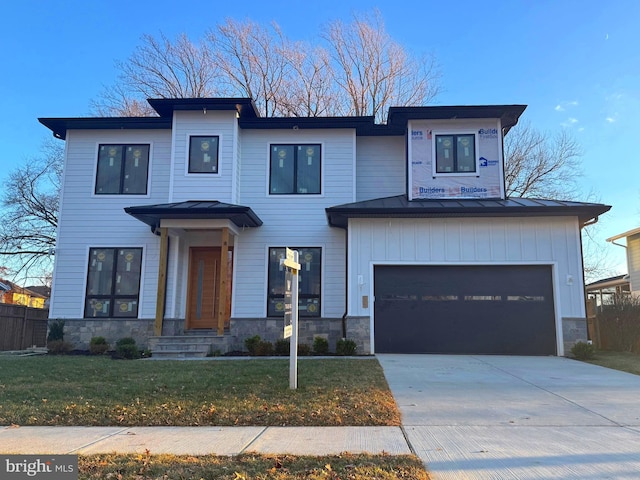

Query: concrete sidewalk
0;426;411;456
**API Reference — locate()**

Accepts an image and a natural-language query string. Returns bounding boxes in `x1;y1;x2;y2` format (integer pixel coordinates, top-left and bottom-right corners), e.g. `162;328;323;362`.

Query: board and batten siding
231;129;356;318
628;232;640;295
355;136;406;202
50;129;172;319
170;111;237;203
347;216;586;320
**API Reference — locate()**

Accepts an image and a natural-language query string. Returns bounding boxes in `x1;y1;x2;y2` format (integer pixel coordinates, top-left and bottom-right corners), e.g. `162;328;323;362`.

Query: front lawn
79;452;430;479
584;350;640;376
0;356;400;426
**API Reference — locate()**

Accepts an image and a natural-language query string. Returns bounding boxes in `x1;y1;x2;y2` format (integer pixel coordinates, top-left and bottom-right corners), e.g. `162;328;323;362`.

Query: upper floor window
267;247;321;317
270;144;321;194
435;134;476;174
96;144;149;195
85;247;142;318
189;136;219;173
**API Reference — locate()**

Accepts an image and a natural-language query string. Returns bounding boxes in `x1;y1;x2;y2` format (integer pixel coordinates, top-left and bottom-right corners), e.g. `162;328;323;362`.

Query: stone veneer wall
54;315;574;356
52;317;372;354
562;317;588;355
229;317;371;353
51;318;184;351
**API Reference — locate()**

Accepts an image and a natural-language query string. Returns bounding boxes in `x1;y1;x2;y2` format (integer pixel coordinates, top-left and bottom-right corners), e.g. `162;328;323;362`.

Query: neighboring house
606;227;640;297
39;98;610;356
0;281;10;304
25;285;52;309
0;279;48;308
585;275;631;307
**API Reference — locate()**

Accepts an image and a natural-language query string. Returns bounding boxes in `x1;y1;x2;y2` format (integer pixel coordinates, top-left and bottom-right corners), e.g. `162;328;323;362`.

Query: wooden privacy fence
0;304;48;350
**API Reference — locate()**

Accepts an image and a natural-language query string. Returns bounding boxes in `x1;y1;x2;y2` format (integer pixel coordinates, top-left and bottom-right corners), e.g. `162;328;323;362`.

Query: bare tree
0;140;63;282
504;122;582;199
91;32;219;116
324;10;440;122
92;12;441;121
207;19;291;117
278;43;342;117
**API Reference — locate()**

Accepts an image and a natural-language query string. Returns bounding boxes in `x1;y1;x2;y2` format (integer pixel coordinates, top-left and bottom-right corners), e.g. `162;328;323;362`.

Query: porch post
217;227;230;336
154;227;168;336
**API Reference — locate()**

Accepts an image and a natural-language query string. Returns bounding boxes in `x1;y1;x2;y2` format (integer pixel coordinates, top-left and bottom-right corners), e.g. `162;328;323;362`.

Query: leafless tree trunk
207;19;290;117
504;122;582;200
91;12;441;121
0;140;63;282
91;33;219;116
278;44;342;117
324;10;440;122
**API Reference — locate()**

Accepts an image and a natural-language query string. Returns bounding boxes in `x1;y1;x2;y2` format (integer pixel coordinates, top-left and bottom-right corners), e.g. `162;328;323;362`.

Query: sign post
281;248;300;389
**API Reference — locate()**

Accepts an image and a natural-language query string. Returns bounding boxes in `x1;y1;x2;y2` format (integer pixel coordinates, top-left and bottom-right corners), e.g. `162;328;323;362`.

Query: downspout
341;226;348;339
579;215;600;348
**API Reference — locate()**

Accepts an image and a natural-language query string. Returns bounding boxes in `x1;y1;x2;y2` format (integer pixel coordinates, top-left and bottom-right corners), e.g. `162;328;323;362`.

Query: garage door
374;265;556;355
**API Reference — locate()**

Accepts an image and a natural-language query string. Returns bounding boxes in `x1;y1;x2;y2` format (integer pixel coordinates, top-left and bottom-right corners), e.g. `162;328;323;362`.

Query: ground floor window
85;247;142;318
267;247;321;317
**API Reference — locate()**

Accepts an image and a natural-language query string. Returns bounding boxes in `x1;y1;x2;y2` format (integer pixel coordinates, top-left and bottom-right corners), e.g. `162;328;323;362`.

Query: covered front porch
125;201;262;356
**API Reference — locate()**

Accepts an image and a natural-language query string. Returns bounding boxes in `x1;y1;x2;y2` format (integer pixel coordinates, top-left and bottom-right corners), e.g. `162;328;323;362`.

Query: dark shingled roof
125;200;263;232
325;195;611;228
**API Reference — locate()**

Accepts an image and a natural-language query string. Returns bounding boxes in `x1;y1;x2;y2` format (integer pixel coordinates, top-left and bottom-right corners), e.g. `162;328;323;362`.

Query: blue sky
2;0;638;277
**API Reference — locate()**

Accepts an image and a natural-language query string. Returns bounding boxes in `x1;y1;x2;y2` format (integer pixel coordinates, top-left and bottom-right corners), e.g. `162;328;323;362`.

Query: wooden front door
186;247;232;330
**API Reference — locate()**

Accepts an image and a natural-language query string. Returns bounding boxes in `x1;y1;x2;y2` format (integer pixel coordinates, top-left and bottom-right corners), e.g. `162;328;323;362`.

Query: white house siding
170;110;237;203
628;232;640;295
347;217;587;346
232;129;356;319
355;136;406;202
50;129;172;319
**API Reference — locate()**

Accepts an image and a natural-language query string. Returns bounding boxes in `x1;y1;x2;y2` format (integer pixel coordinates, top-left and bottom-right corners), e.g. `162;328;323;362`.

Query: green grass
584;350;640;376
0;356;400;426
79;452;430;479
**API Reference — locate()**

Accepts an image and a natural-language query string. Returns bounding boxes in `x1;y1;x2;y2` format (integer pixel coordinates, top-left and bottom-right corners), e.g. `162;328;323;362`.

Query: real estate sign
281;248;300;389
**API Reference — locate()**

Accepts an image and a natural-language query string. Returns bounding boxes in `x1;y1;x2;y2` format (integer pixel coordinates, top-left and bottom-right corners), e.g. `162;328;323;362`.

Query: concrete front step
148;335;230;359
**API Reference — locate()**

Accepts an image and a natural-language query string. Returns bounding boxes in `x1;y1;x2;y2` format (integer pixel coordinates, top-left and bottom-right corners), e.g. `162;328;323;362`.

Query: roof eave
124;204;263;230
326;202;611;229
606;226;640;243
38;117;172;140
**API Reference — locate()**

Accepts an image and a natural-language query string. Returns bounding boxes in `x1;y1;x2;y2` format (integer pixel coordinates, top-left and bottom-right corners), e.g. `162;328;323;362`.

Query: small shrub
206;347;222;357
47;319;65;342
275;339;290;355
115;337;140;359
297;343;311;356
255;340;274;356
244;335;261;355
571;341;595;360
336;338;357;356
47;340;73;355
116;337;137;347
313;336;330;355
89;336;109;355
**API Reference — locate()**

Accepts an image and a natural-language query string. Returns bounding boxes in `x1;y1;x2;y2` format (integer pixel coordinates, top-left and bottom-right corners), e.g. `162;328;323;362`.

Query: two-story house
40;98;610;356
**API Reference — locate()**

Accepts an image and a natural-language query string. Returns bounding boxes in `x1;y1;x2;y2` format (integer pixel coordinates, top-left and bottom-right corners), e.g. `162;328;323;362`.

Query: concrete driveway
378;354;640;480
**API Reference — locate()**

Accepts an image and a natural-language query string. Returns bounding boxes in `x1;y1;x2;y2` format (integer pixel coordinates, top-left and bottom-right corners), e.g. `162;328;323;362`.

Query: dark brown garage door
374;265;556;355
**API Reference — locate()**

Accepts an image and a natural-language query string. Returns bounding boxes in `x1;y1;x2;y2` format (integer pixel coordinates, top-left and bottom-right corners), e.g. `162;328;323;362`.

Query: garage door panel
374;265;556;355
